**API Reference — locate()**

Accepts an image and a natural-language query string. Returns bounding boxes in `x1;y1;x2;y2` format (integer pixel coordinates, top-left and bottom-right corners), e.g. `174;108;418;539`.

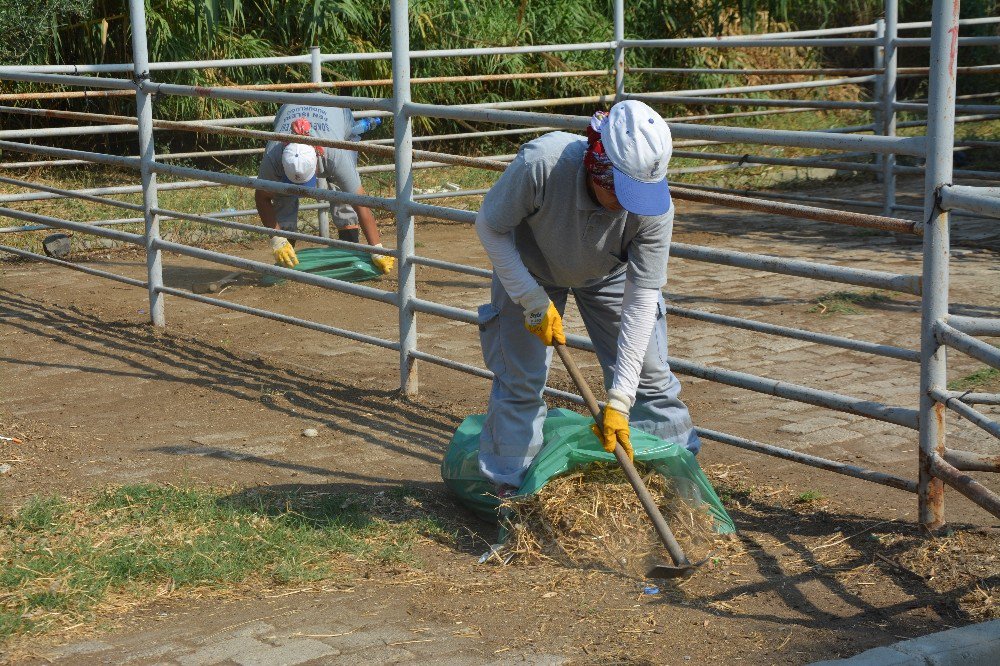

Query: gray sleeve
258;145;282;182
325;149;362;194
626;206;673;289
478;151;543;234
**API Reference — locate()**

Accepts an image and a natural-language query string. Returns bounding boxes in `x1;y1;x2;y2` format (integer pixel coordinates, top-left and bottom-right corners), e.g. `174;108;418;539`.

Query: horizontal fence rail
1;0;998;531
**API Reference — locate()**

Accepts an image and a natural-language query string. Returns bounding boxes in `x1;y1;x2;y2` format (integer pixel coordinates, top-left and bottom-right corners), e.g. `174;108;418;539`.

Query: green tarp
441;408;736;534
262;247;383;285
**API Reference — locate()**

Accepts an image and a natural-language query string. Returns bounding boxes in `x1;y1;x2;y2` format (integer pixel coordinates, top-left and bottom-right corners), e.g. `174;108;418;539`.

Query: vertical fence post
873;18;885;181
918;0;958;531
881;0;898;215
613;0;625;101
128;0;165;327
310;45;332;239
391;0;418;396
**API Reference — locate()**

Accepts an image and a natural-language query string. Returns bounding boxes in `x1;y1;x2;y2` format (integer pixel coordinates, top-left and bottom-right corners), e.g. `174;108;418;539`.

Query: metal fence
0;0;998;528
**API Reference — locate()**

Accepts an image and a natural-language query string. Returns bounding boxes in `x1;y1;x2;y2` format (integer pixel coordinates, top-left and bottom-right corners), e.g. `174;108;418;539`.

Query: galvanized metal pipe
895;36;1000;47
613;0;625;101
917;0;957;530
410;254;492;278
392;0;418;396
928;453;1000;520
141;81;392;112
630;94;876;111
935;322;1000;370
148;207;400;257
947;392;1000;406
696;427;917;492
309;45;332;240
629;66;883;76
664;304;920;363
929;388;1000;441
623;37;879;48
150;161;397;213
0;244;148;288
153;238;397;305
0;179;217;205
0;139;140;169
947;315;1000;337
0;206;143;244
881;0;899;215
670;243;922;295
156;286;400;352
0;124;136;140
939;185;1000;218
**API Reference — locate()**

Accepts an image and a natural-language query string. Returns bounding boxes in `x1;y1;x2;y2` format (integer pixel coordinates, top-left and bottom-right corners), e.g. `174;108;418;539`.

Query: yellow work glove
371;243;395;274
591;389;634;460
523;287;565;346
271;236;299;268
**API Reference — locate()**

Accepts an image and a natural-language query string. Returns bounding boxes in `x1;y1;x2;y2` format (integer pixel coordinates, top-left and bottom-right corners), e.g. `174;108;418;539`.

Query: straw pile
497;462;720;577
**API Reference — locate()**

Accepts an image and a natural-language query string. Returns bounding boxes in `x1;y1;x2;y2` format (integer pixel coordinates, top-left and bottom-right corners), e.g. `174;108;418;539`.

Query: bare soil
1;175;999;664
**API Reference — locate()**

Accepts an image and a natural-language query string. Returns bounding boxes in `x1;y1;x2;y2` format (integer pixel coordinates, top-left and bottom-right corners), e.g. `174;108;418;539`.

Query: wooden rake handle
554;343;691;568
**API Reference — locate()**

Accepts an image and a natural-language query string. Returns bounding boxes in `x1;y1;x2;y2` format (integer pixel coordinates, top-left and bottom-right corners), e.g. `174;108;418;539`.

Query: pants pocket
478;303;506;377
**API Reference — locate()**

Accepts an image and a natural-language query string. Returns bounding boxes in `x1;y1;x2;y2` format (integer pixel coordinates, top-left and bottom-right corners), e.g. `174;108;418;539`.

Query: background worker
475;100;701;491
255;103;393;273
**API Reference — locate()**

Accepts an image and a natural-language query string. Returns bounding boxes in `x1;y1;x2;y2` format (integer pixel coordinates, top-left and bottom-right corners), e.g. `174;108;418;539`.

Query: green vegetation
0;484;450;643
795;490;824;504
948;367;1000;393
809;290;891;316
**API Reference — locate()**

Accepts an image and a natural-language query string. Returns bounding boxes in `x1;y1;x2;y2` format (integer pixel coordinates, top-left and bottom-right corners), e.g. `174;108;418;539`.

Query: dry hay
495;463;728;578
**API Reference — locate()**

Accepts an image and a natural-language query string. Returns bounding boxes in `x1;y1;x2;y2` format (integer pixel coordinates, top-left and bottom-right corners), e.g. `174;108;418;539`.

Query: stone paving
2;176;998;664
27;592;566;666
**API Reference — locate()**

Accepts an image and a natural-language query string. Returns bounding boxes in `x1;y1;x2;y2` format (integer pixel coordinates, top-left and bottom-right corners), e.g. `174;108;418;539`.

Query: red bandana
583;110;614;191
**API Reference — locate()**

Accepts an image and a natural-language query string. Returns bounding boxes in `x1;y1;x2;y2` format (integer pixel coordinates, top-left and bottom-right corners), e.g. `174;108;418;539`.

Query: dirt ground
1;175;999;665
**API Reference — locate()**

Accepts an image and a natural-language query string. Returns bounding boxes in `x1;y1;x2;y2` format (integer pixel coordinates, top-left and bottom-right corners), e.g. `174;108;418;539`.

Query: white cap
281;143;318;188
600;100;672;216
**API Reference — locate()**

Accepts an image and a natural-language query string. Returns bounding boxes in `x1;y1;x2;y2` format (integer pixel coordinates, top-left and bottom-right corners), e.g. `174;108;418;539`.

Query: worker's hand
271;236;299;268
591;390;634;460
524;301;566;346
371;243;395;274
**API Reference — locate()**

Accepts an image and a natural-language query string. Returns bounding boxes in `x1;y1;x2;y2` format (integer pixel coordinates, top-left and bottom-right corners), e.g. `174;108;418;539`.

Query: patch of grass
795;490;824;504
0;484;449;645
948;367;1000;393
809;290;891;315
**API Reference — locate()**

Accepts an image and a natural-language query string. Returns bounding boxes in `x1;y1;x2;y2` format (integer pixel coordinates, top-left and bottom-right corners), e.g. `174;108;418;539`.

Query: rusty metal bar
696;427;917;493
928;453;1000;519
670;185;917;234
929;387;1000;441
943;448;1000;473
916;0;956;530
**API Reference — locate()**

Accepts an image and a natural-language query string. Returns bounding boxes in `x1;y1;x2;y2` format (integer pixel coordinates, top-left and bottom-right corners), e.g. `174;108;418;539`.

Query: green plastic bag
441;408;735;534
262;247;382;285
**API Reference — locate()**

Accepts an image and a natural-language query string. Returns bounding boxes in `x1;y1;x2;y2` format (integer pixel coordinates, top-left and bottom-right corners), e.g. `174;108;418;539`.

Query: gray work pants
478;271;701;488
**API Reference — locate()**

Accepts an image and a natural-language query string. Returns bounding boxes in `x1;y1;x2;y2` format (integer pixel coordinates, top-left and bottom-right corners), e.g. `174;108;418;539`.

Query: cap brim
283;173;318;189
612;167;671;216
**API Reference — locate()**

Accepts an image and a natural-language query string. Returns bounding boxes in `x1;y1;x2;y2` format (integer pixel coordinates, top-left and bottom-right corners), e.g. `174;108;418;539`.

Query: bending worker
255;103;393;273
476;100;700;492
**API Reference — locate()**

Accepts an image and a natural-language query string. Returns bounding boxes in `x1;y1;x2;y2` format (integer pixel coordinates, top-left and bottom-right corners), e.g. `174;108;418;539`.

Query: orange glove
591;390;634;460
